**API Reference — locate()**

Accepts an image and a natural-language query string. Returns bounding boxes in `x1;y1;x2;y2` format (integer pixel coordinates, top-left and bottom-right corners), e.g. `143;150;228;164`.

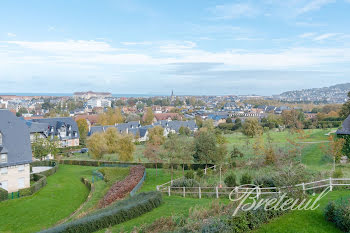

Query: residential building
0;110;32;192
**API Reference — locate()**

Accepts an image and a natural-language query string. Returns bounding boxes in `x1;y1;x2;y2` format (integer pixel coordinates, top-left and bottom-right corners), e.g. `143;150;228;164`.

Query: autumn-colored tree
321;135;346;170
104;127;120;154
148;126;165;145
97;107;124;125
282;110;304;129
252;134;265;156
87;132;108;159
264;145;277;165
143;107;154;125
144;137;162;176
117;134;135;162
76;118;89;145
242;118;263;138
340;92;350;118
32;134;49;160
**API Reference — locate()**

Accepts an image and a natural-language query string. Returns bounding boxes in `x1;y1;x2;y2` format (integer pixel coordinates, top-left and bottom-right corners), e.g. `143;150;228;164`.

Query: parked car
81;148;89;153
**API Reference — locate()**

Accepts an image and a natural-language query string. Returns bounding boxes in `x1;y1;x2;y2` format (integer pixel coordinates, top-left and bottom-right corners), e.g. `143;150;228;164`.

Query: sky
0;0;349;96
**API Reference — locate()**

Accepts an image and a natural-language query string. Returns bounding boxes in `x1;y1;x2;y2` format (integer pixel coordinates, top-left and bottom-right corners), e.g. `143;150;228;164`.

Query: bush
254;175;275;188
241;172;252;184
332;168;343;178
0;188;8;202
224;174;238;187
40;192;162;233
324;197;350;232
196;169;204;178
185;170;195;179
171;178;199;188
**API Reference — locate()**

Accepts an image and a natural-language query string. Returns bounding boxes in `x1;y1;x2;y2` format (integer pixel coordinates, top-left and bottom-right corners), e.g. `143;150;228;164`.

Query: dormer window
0;153;7;163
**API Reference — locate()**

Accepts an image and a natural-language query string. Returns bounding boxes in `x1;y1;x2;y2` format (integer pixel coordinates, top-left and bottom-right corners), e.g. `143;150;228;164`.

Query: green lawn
99;168;229;232
0;165;95;233
255;190;349;233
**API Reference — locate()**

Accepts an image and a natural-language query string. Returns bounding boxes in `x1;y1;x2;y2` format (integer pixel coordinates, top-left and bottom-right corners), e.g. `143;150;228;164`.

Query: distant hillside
274;83;350;103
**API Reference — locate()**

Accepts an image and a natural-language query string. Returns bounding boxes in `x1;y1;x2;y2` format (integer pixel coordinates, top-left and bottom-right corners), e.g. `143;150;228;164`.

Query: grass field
255;190;349;233
0;165;95;233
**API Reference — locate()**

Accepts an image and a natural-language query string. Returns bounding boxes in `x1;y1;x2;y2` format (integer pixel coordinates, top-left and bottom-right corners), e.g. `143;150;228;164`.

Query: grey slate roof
0;110;32;168
26;121;50;134
336;115;350;135
31;117;80;139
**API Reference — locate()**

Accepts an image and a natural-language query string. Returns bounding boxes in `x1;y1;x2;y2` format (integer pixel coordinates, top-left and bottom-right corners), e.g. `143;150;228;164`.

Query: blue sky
0;0;349;95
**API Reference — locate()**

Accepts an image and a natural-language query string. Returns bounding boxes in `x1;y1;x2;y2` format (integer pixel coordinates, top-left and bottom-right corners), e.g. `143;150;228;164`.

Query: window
0;167;7;175
0;132;2;145
0;180;8;191
18;177;25;189
0;154;7;163
18;165;24;172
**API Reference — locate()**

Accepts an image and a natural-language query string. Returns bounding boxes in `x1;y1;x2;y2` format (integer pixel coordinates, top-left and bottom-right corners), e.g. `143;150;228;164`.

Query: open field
0;165;94;233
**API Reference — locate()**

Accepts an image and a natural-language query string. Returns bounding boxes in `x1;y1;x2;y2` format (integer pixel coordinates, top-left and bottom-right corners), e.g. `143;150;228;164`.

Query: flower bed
98;165;145;208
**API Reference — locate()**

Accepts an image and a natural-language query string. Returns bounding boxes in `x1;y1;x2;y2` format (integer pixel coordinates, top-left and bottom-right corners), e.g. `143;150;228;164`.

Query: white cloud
6;40;116;53
299;33;315;38
313;33;339;41
298;0;335;14
210;3;258;19
7;32;16;37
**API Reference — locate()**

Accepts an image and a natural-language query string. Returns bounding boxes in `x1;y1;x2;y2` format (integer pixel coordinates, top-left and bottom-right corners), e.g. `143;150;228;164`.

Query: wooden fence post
204;167;207;175
168;186;171;196
329;177;333;191
183;187;186;197
302;183;305;194
199;187;201;199
216;186;219;199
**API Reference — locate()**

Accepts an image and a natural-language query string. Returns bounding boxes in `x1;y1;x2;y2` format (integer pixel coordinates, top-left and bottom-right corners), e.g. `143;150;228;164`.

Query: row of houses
89;119;198;141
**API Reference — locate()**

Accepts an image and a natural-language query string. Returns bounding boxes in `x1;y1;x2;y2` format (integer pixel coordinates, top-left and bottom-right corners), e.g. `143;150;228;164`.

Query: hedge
18;160;59;198
39;191;163;233
337;134;350;157
58;159;214;170
0;188;8;202
324;196;350;232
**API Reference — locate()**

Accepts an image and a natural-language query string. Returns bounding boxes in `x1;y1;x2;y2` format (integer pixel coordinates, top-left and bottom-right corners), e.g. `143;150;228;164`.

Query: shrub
196;169;204;178
254;175;275;188
332;168;343;178
0;188;8;202
241;172;252;184
185;170;195;179
99;165;145;208
224;174;238;187
324;197;350;232
40;192;162;233
171;178;199;188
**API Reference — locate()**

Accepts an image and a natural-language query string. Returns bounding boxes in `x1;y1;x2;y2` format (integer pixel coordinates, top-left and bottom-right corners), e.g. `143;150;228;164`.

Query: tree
32;134;49;160
252;134;265;156
104;127;120;154
143;107;154;125
179;126;191;136
321;135;346;170
144;138;162;176
47;136;60;159
97;108;124;125
148;126;165;145
226;117;233;123
76;119;89;145
340;91;350;118
282;110;304;129
117;134;135;162
87;132;108;159
242;118;263;138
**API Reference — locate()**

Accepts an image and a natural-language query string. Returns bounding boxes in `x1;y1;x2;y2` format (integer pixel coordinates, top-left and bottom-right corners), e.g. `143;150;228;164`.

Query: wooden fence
156;178;350;199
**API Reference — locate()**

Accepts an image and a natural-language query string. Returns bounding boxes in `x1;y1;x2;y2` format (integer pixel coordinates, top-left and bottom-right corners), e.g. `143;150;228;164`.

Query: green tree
179;126;191;136
242;118;263;138
32;134;49;160
340;92;350;118
76;119;89;145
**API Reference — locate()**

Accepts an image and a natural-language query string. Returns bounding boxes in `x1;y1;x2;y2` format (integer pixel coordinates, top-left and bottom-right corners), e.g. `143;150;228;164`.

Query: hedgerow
0;188;7;201
40;191;162;233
